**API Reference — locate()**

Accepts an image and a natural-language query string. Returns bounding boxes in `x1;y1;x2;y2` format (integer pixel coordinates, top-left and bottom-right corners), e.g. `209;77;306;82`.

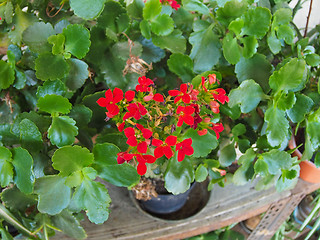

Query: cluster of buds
97;74;229;175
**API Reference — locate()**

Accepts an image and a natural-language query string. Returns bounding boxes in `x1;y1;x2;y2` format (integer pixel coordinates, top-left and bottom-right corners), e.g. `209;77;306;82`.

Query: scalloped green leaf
140;20;152;39
34;175;71;215
71;179;111;224
127;0;144;19
233;148;255;185
1;186;37;212
260;149;293;175
52;145;94;177
223;32;241;64
276;25;294;45
228;79;265;113
150;14;174;36
66;58;89;90
35;52;69;81
189;27;221;73
22;22;55;53
235;54;272;92
183;128;218;158
277;92;296;111
241;36;258;58
37;95;72;115
287;93;314;123
269;58;306;92
241;7;271;39
265;107;290;147
152;29;186;53
63;24;91;59
267;33;281;54
48;116;78;147
143;0;161;20
306;53;320;67
195;164;208;182
68;105;92;127
219;143;236;167
0;146;13;188
307;122;320;151
140;38;165;63
111;41;143;61
48;34;65;55
0;60;15;89
70;0;106;20
92;143;140;187
182;0;210;15
11;147;34;194
273;8;292;25
165;155;194;194
216;0;248;26
167;53;194;83
19;119;43;153
36;80;66;98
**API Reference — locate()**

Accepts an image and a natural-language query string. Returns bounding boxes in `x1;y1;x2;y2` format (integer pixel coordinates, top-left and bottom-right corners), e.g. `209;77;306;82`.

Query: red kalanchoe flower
123;102;148;120
96;88;123;118
136;154;156;175
117;151;134;164
152;135;177;159
211;88;229;104
176;138;194;162
168;83;191;104
136;124;153;139
209;122;224;139
125;90;135;102
137;141;148;153
209;100;220;114
143;92;164;102
169;0;180;10
124;127;138;146
208;74;218;84
176;105;195;127
136;76;154;92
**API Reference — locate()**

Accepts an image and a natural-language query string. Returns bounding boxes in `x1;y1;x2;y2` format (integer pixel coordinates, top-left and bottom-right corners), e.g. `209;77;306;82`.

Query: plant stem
304;0;314;37
0;204;37;238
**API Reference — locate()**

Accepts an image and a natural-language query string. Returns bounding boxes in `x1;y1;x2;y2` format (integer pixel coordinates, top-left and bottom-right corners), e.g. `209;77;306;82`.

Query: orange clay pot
288;135;320;183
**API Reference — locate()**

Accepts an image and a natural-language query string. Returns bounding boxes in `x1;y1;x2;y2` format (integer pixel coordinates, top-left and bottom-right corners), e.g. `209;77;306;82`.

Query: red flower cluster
97;74;228;175
159;0;180;10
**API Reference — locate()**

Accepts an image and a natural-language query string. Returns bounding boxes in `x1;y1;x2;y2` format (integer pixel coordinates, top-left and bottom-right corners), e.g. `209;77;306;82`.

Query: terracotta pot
288;135;320;183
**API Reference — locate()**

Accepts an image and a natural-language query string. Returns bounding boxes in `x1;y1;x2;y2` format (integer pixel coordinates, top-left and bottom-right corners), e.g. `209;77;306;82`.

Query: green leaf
1;186;37;212
0;228;13;240
152;29;186;53
11;147;34;194
22;22;55;53
48;34;65;55
307;122;320;151
254;158;269;177
4;1;13;24
183;128;218;158
35;52;69;81
8;6;37;45
167;53;194;83
0;60;15;89
111;41;143;61
277;92;296;111
52;145;94;177
36;80;66;98
276;165;299;192
219;143;236;167
189;27;221;73
19;119;43;152
195;164;208;182
66;58;89;90
269;58;306;92
267;33;282;54
233;148;255;185
276;25;294;45
241;7;271;39
71;179;111;224
63;24;91;59
70;0;106;20
241;36;258;58
143;0;161;20
314;152;320;168
37;95;72;115
140;20;152;39
0;147;13;188
48;116;78;147
127;0;144;19
235;54;272;92
51;210;87;240
273;8;292;25
228;79;265;113
231;123;246;137
34;175;71;215
182;0;210;15
222;32;241;65
306;53;320;67
13;69;26;90
92;143;140;187
68;105;92;127
216;0;248;26
150;14;174;36
265;107;290;147
164;155;194;194
228;18;244;36
260;149;294;175
287;94;313;123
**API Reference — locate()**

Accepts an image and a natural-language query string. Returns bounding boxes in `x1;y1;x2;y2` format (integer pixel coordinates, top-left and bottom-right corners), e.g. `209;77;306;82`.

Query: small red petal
97;97;108;107
152;139;163;147
137;163;147;175
163;146;174;159
117;122;125;132
127;136;138;146
125;90;135;102
168;90;180;96
142;129;152;139
183;115;194;125
106;104;119;116
124;127;135;138
183;138;193;146
180;83;188;93
182;94;191;104
165;135;177;146
176;106;184;114
137;141;148;153
153;93;164;102
197;129;208;136
184;106;195;115
105;89;113;102
113;88;124;103
177;117;183;127
143;94;154;102
177;151;185;162
138;103;148;115
144;155;156;163
136;123;144;131
154;146;164;158
184;146;194;155
123;153;134;161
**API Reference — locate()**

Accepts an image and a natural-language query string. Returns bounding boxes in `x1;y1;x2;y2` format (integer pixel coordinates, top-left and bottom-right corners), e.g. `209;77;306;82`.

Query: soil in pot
132;178;210;220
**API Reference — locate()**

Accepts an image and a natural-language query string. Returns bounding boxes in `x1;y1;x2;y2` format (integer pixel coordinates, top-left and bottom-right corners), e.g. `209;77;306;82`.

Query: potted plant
0;0;319;239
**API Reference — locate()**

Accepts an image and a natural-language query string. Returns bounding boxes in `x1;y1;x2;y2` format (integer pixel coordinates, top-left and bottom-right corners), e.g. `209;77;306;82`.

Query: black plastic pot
139;183;195;215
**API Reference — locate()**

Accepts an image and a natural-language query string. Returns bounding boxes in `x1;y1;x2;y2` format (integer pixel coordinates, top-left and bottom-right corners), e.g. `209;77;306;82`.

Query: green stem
0;204;37;238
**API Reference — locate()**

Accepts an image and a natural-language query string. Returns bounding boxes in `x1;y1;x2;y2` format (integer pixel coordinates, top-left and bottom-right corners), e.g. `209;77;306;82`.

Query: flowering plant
97;74;228;176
